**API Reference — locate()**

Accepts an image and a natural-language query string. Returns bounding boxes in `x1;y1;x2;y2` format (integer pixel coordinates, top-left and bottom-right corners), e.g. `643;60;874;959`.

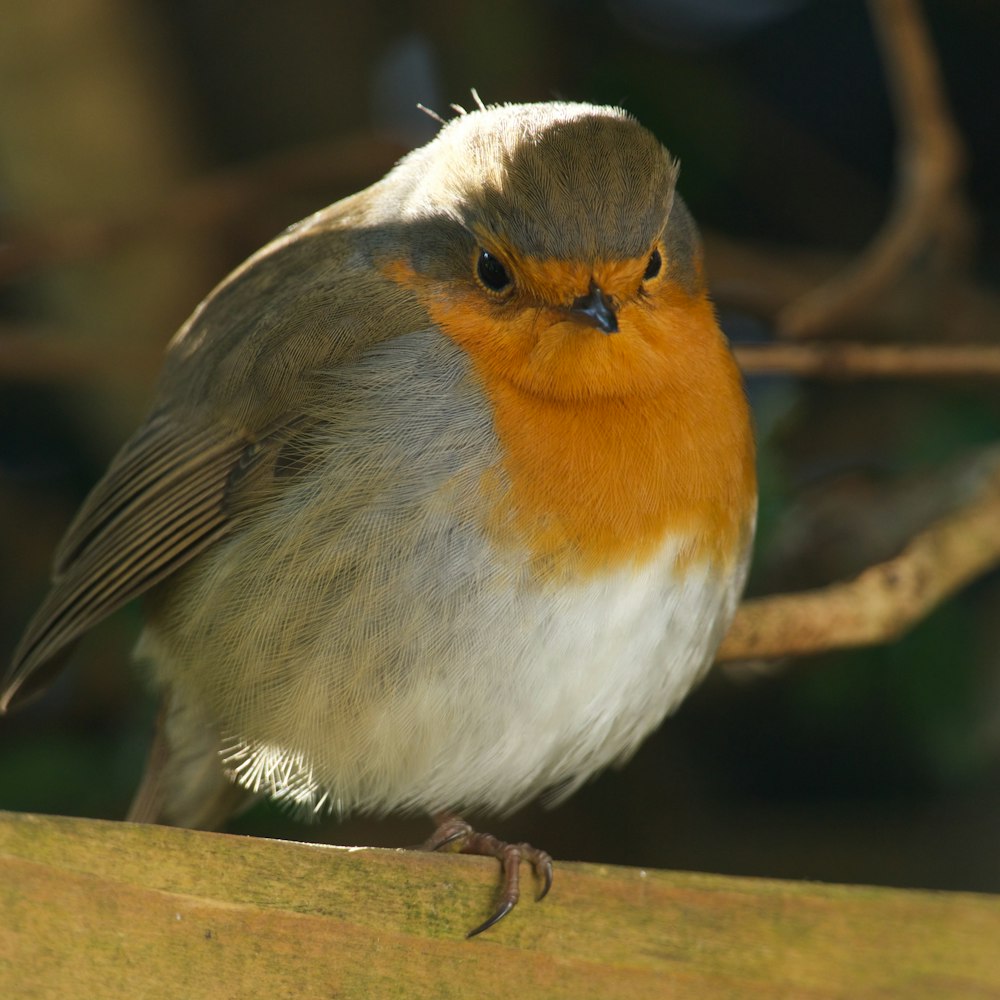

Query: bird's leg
423;812;554;937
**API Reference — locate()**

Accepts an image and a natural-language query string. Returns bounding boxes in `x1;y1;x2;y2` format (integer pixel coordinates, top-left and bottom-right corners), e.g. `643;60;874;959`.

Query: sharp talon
423;814;554;937
535;857;554;901
466;899;515;938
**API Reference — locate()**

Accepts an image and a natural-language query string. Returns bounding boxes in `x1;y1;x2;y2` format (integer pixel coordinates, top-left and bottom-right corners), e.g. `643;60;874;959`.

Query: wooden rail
2;810;998;998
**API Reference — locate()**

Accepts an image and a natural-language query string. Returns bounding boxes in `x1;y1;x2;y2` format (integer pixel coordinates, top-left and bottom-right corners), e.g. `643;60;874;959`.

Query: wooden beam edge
2;810;998;999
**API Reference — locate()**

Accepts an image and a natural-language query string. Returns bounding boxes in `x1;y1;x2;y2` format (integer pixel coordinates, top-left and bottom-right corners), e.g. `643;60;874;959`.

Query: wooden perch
2;810;999;998
720;448;1000;661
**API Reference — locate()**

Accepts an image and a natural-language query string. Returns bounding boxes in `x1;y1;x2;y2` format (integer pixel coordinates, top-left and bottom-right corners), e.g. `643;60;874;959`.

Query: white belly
331;538;746;816
142;530;745;818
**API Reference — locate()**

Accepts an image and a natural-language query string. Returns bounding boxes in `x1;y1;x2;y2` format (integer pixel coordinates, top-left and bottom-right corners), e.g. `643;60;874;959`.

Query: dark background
1;0;999;895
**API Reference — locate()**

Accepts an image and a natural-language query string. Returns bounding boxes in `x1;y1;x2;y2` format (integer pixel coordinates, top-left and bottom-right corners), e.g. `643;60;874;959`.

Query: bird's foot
423;813;553;937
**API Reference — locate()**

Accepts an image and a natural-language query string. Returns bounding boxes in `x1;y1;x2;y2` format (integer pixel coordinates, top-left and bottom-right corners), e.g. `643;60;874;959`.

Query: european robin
3;101;756;936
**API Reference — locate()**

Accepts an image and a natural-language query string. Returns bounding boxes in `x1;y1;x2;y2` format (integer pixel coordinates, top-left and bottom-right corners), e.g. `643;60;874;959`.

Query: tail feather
127;694;255;830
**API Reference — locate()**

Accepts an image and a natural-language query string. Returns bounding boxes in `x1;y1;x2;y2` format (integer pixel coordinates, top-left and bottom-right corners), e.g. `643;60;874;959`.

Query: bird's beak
569;283;618;334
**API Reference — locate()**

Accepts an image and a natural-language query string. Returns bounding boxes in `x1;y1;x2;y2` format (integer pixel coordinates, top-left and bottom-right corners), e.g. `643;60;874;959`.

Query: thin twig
718;448;1000;661
734;342;1000;379
778;0;969;337
706;232;1000;344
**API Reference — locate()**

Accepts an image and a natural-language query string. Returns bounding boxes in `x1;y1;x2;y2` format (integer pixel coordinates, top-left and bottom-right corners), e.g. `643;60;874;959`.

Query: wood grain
2;811;999;998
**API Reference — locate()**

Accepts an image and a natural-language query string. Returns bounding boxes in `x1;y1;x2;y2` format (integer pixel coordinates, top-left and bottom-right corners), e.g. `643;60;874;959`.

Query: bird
2;100;756;936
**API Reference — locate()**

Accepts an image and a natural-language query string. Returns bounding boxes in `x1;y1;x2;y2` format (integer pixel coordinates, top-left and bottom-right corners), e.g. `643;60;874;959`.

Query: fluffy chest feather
141;328;753;815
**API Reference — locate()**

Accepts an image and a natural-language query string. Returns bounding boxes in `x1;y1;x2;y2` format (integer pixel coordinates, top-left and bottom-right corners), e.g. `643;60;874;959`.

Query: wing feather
1;416;258;711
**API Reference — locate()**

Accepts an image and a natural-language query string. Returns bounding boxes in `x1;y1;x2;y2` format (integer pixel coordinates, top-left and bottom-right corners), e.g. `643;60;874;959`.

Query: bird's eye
643;247;662;282
476;249;512;294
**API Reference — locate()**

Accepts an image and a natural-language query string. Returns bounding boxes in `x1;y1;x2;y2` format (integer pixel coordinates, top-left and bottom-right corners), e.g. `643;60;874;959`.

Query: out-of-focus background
2;0;999;895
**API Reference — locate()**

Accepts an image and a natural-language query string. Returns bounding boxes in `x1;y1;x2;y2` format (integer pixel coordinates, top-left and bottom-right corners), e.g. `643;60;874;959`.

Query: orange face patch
384;256;756;580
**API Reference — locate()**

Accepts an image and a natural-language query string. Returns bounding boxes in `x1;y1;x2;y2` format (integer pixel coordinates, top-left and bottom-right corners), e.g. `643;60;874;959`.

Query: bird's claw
423;814;554;937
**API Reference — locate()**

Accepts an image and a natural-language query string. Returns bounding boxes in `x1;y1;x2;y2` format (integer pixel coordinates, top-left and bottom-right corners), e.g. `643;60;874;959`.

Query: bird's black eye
643;247;662;282
476;249;512;293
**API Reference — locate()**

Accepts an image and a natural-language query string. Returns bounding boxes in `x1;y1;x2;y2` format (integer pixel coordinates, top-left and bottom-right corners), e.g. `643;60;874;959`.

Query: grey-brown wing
1;205;425;712
1;412;266;711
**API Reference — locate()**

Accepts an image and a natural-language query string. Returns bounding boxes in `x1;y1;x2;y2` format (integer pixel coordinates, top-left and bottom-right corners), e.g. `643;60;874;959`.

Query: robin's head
412;102;678;264
376;102;725;402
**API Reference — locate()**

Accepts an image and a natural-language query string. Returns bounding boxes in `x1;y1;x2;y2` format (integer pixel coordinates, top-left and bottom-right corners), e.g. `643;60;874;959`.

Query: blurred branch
0;134;406;283
707;232;1000;344
734;342;1000;379
777;0;971;338
719;448;1000;661
0;323;152;384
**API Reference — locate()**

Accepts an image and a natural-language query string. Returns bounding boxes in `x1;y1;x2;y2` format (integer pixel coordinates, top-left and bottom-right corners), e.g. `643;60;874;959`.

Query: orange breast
387;259;756;581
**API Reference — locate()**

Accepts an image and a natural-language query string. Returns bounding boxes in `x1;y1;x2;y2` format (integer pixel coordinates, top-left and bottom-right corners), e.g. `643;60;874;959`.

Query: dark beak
569;283;618;334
